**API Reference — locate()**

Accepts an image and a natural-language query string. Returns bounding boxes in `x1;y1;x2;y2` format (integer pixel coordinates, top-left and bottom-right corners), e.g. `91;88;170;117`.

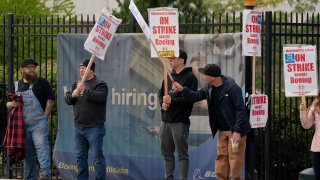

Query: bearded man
6;58;55;180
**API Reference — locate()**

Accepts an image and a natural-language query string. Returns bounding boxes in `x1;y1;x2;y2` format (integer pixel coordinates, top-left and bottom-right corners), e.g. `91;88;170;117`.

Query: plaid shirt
3;93;25;161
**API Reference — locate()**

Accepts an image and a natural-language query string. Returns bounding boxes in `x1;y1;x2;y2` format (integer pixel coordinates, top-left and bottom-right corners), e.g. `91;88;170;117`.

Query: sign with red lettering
148;8;179;58
242;10;262;57
84;8;122;60
283;45;317;97
250;94;268;128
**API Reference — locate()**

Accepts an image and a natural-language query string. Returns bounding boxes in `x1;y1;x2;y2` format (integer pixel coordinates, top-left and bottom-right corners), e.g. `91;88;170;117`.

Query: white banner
148;8;179;58
84;8;122;60
242;10;262;57
129;0;152;40
283;45;318;97
250;94;268;128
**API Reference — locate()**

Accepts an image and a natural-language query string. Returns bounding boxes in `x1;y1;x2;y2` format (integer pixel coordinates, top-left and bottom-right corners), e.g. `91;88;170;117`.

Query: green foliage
50;0;75;16
204;0;243;14
112;0;210;20
114;0;320;20
287;0;319;12
0;0;75;17
113;0;171;20
172;0;209;16
0;0;50;17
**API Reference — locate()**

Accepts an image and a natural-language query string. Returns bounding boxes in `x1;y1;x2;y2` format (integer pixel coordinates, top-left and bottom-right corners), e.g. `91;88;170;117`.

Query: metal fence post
264;11;272;180
245;48;255;180
244;1;255;179
7;12;14;179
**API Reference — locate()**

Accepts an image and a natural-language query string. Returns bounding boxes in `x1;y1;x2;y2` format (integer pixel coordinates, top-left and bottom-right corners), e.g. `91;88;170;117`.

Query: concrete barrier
299;168;314;180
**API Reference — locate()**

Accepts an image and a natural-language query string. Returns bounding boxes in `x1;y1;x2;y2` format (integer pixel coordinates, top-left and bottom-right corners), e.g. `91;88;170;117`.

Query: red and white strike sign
84;8;122;60
283;45;317;97
148;8;179;58
242;10;262;57
250;94;268;128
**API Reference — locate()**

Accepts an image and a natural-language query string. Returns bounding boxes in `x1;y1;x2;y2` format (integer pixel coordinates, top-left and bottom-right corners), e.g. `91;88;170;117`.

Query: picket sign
148;7;179;58
249;94;268;128
242;9;262;94
242;9;262;57
283;45;317;97
129;0;174;95
82;8;122;82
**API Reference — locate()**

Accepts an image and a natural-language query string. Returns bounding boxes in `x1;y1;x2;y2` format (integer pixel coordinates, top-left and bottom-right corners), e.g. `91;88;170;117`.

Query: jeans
160;122;189;180
24;118;50;180
74;124;106;180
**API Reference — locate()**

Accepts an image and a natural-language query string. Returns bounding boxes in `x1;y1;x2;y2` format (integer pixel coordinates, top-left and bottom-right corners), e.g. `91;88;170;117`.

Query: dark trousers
313;152;320;180
160;122;189;180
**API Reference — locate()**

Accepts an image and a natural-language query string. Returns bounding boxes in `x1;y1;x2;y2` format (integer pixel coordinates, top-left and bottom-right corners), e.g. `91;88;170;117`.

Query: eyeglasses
24;66;36;70
169;57;178;61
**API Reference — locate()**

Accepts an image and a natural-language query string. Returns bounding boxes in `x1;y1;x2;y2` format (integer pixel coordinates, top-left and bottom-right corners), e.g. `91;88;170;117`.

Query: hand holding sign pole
300;95;307;122
82;8;122;82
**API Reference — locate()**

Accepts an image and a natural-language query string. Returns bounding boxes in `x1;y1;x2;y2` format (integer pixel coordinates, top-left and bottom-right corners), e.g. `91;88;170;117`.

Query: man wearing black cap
159;49;198;180
65;59;108;180
6;58;55;180
166;64;251;180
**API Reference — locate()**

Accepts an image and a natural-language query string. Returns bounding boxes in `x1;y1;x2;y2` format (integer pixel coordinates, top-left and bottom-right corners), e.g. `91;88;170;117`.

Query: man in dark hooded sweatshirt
65;59;108;180
159;49;198;180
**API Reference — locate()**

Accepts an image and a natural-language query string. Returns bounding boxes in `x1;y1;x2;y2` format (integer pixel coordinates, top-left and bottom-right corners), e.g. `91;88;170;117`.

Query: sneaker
39;172;50;180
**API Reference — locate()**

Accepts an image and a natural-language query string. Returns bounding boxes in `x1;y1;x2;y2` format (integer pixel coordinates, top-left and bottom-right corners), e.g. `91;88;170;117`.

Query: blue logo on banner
285;53;295;63
98;16;105;27
257;15;261;24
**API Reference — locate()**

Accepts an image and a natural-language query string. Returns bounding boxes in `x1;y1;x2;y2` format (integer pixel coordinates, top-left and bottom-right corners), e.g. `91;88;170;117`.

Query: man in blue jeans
65;59;108;180
6;58;54;180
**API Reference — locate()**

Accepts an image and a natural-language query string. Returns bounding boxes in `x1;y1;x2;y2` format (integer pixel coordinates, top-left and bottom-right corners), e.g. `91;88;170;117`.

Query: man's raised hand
172;82;183;92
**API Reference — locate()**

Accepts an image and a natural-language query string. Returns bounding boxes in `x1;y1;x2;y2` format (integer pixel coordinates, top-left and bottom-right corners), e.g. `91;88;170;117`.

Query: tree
171;0;210;16
112;0;210;20
112;0;319;21
287;0;319;12
0;0;75;17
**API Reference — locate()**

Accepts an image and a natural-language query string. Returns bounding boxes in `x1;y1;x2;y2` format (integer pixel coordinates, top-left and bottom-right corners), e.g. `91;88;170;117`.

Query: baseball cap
178;49;188;63
80;59;95;72
198;64;221;77
21;58;39;67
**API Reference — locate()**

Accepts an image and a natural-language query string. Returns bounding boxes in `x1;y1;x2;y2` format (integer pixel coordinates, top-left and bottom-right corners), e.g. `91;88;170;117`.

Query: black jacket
159;67;198;125
182;75;251;137
65;75;108;127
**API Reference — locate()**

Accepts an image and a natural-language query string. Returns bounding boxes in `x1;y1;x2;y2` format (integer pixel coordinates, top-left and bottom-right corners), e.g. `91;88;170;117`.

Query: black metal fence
0;11;319;179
